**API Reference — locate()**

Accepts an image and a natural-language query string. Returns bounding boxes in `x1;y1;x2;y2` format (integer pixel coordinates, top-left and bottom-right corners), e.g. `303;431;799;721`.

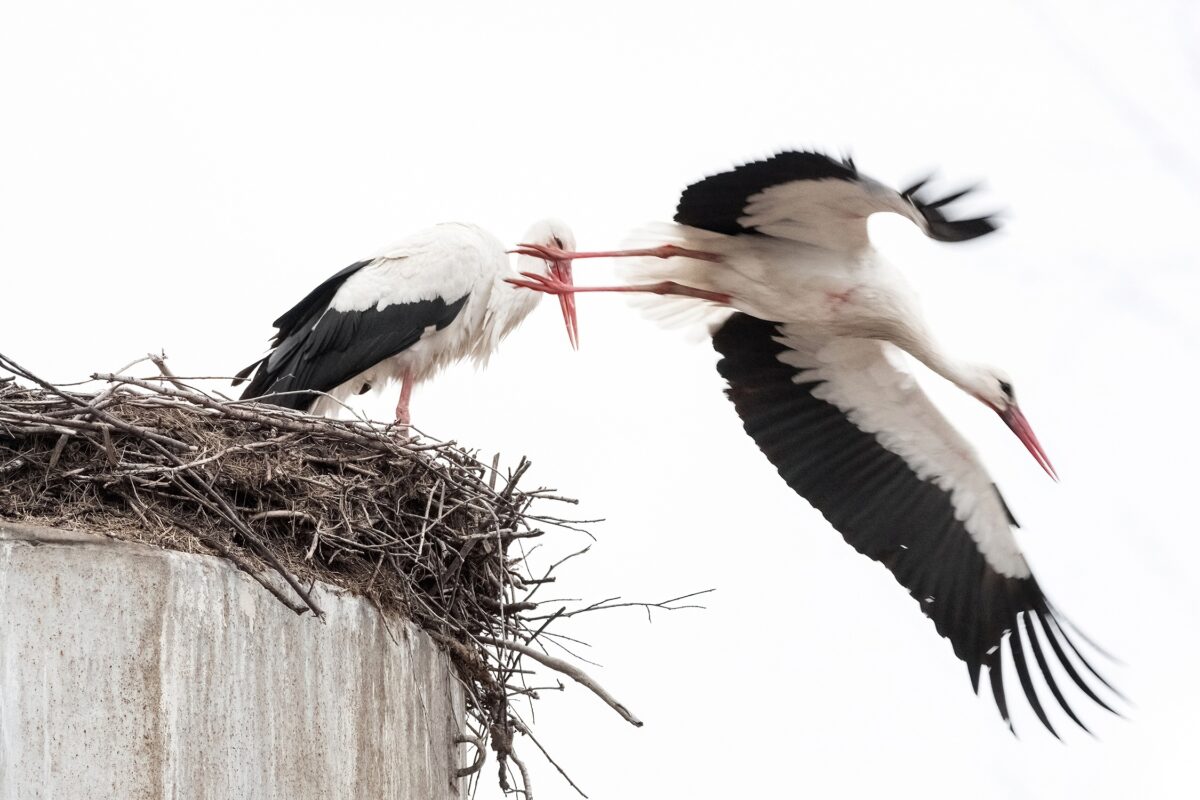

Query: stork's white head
966;365;1058;481
967;365;1016;410
520;218;576;258
517;218;579;349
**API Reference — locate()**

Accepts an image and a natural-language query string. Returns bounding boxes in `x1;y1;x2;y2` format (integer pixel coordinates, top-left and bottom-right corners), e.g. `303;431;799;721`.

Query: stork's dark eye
998;380;1014;400
551;236;563;248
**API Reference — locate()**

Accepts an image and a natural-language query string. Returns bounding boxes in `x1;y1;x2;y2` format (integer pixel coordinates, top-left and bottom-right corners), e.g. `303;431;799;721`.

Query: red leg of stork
506;273;732;305
394;371;414;436
508;242;724;263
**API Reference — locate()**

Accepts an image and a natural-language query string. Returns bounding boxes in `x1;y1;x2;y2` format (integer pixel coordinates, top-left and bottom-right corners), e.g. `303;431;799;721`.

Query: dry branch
480;635;643;727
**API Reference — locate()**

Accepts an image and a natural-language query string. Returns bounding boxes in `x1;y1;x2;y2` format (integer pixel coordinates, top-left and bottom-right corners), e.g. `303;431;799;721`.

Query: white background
2;1;1199;797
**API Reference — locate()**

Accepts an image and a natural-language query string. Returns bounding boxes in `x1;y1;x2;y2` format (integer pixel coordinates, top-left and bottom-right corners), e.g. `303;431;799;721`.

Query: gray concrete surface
0;522;466;800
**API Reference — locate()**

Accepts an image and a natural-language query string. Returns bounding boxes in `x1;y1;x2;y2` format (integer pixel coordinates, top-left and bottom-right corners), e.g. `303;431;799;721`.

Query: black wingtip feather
929;216;1000;243
901;179;1001;243
923;186;977;209
900;175;933;198
968;659;982;694
988;656;1014;734
1023;613;1092;735
1010;622;1059;739
231;358;262;387
1055;609;1126;667
1047;614;1127;704
1036;614;1120;717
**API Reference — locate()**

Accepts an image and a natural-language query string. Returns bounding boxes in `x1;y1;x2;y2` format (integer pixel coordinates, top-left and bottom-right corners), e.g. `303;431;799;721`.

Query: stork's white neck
895;324;991;400
487;254;543;335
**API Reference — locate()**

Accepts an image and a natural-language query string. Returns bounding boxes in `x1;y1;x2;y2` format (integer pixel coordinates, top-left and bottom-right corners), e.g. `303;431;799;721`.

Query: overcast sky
3;1;1199;797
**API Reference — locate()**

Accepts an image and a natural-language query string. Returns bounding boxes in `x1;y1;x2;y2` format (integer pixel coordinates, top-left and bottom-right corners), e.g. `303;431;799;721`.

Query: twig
510;749;534;799
455;735;487;779
525;589;714;622
512;717;589;799
479;636;643;728
148;352;190;393
249;509;319;525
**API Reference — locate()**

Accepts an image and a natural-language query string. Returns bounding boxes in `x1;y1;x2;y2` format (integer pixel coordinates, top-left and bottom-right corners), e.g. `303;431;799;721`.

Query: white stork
235;219;578;429
509;152;1120;734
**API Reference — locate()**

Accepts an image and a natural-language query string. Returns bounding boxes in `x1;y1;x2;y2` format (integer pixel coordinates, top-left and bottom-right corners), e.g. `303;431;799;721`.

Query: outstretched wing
675;150;998;251
712;312;1118;734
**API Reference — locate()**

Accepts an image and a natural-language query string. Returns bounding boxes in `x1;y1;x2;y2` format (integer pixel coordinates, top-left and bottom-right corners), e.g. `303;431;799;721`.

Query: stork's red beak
996;403;1058;481
548;259;578;349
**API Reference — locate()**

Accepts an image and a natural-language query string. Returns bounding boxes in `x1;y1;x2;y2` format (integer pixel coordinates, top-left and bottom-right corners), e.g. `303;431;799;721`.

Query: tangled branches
0;352;709;796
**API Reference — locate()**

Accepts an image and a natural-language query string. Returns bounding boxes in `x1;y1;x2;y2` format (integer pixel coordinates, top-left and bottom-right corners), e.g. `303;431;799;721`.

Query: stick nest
0;353;683;796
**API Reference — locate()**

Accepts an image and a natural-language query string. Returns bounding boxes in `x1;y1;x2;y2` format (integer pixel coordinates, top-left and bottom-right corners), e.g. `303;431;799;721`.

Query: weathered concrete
0;522;466;800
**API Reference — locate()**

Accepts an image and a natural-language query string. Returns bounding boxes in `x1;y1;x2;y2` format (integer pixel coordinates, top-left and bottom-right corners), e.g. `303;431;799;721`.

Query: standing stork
235;219;578;430
509;152;1120;734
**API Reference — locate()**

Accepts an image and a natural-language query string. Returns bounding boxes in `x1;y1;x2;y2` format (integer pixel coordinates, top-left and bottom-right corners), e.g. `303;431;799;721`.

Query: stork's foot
507;273;733;305
507;271;570;295
509;242;723;263
510;242;574;262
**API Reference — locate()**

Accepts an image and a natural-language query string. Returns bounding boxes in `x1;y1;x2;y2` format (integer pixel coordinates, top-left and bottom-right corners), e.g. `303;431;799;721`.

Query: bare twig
455;734;487;778
512;716;589;799
479;636;643;728
525;589;715;622
510;749;534;799
148;352;190;393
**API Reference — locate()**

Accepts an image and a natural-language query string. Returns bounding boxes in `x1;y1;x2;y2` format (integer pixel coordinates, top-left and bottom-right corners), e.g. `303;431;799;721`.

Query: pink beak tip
999;403;1058;482
549;260;579;351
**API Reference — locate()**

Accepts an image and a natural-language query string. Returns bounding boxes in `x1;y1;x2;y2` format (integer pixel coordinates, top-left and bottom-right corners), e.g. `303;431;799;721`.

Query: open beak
548;259;578;349
996;403;1058;481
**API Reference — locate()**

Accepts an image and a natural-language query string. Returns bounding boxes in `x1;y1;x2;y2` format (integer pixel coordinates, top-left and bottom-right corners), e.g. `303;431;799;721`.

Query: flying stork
509;152;1120;734
235;219;578;429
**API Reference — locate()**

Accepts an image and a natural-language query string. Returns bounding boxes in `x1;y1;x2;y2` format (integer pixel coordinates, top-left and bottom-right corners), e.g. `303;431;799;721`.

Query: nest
0;353;704;796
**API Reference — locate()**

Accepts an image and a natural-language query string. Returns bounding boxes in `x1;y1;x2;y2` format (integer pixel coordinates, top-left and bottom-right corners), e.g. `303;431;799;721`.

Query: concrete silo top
0;521;465;800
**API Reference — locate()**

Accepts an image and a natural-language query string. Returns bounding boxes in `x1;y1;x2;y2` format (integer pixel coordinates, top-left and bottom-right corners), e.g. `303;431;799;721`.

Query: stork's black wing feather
675;151;859;235
233;259;375;388
238;268;468;411
900;178;999;242
712;312;1118;734
270;259;376;341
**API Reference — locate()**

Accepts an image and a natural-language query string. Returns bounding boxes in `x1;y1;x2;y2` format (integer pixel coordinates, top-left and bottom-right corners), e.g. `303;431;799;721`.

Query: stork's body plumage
510;152;1118;733
236;220;576;426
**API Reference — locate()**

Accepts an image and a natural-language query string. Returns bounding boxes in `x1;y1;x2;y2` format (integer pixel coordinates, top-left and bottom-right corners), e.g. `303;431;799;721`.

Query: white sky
3;1;1199;797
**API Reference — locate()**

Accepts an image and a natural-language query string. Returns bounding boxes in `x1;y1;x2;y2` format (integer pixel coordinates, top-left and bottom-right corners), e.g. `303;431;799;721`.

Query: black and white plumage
713;313;1117;735
672;150;997;244
236;220;577;426
509;152;1119;733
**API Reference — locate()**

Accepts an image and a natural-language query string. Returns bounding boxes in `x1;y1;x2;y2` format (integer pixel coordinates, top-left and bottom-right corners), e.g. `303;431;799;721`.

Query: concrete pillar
0;522;465;800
